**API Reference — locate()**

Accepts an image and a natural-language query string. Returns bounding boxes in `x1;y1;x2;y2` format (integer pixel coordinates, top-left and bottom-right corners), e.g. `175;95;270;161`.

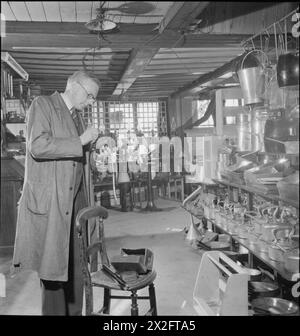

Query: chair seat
91;269;157;291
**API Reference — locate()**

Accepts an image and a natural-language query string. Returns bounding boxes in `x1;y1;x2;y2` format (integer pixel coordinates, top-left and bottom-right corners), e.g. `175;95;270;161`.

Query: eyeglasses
76;81;96;102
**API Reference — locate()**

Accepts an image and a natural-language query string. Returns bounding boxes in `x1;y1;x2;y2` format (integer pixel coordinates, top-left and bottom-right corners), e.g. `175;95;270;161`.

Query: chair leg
84;282;94;316
130;290;139;316
103;288;111;314
149;283;157;316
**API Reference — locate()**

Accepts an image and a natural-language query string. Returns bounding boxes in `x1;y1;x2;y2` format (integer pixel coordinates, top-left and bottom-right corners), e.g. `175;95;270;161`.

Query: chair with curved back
75;205;157;316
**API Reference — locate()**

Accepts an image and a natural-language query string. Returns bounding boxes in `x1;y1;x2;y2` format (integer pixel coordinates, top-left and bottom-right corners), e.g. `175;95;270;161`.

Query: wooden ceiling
1;1;298;100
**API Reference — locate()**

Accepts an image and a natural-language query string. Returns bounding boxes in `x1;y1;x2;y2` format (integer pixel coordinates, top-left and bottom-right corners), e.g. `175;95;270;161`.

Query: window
224;99;244;107
225;116;236;125
83;100;167;137
106;102;134;137
82;101;104;130
195;99;214;127
137;102;158;136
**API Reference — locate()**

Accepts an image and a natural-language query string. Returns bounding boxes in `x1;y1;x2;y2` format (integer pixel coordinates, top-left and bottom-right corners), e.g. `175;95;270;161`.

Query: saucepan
257;238;269;254
283;248;299;274
244;210;266;235
237;225;249;239
227;217;242;235
249;206;279;236
268;227;295;262
247;232;260;249
261;224;292;243
268;243;286;262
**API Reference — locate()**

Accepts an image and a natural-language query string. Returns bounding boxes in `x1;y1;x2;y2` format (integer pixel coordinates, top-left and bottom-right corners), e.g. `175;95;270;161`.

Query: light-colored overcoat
12;91;88;281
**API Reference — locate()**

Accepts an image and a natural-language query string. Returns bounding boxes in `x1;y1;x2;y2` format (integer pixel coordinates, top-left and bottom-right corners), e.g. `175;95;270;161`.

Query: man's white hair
66;70;101;89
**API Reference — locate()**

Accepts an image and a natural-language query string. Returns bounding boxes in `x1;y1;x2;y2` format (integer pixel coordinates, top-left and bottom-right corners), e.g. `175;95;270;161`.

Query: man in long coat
12;71;100;315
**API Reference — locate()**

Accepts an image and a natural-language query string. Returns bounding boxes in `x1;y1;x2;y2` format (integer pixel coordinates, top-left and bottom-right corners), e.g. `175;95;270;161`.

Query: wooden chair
75;205;157;316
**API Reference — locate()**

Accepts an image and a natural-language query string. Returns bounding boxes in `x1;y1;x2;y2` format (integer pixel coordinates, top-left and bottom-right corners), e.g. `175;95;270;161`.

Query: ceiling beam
158;1;210;34
112;47;159;96
111;1;211;97
171;52;247;98
2;21;252;50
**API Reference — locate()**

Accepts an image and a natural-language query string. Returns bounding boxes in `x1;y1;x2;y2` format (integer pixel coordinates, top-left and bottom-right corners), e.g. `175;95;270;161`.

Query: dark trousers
119;182;132;212
40;184;87;316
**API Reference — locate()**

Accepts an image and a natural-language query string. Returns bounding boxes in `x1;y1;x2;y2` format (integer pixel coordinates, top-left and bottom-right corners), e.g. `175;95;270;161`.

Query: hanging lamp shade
85;19;117;32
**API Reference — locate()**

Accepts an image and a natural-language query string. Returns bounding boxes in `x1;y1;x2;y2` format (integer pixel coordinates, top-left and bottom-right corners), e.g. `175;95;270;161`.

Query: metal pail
238;66;265;105
237;50;268;105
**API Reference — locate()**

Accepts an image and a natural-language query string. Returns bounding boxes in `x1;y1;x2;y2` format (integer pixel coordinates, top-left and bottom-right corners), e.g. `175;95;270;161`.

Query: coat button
66;211;69;215
70;187;73;190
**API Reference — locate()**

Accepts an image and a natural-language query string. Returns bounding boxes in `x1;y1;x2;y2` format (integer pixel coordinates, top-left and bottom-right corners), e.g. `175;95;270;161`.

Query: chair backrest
75;205;110;266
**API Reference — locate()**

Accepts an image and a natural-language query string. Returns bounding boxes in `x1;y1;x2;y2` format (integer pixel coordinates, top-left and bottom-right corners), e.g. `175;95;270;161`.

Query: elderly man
12;71;100;315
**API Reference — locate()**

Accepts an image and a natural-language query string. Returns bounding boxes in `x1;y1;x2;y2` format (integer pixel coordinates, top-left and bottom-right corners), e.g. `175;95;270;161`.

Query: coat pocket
26;181;51;215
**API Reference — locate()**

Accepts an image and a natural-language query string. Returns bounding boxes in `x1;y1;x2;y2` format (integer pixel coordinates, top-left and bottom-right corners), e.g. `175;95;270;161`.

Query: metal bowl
248;281;280;299
252;297;300;316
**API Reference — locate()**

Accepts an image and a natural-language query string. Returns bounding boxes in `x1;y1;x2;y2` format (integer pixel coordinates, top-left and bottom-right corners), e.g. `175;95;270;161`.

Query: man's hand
80;127;99;146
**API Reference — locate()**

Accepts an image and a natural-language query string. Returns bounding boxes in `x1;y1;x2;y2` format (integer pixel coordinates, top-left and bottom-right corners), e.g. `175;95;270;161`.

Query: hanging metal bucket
237;50;267;105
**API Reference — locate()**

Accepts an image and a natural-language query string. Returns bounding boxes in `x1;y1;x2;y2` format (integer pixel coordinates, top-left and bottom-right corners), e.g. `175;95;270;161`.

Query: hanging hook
277;21;286;55
284;18;288;53
274;23;278;61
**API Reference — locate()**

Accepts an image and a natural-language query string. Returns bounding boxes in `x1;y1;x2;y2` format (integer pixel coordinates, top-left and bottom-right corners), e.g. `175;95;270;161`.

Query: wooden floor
0;199;202;315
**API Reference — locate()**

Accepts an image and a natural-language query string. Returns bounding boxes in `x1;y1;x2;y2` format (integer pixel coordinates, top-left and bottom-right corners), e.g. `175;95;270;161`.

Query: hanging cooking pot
277;52;299;88
264;116;299;154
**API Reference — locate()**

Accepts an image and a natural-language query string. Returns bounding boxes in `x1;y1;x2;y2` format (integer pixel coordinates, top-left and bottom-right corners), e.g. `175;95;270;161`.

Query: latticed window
137;102;158;136
83;100;167;137
82;101;104;130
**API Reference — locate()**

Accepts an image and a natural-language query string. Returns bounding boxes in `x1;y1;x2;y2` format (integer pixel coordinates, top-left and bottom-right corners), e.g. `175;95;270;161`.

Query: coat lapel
50;91;79;136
